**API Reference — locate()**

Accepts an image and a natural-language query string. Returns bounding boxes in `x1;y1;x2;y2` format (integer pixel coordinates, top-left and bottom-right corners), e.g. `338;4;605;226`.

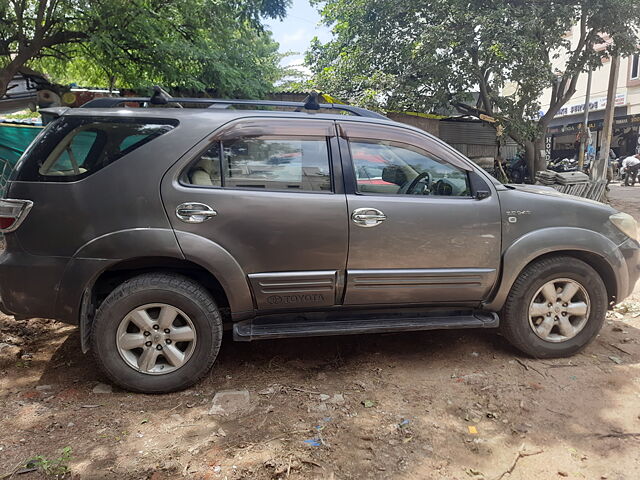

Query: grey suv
0;94;638;393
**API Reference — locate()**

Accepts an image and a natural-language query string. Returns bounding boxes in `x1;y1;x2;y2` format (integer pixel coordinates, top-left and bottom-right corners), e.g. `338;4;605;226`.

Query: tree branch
452;101;490;118
41;30;87;48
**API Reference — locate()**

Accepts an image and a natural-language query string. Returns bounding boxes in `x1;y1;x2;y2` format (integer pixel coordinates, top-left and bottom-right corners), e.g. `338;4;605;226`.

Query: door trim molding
344;268;497;305
248;270;339;310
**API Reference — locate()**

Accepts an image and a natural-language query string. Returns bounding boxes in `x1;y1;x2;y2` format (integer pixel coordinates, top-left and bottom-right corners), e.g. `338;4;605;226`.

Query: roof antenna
302;91;322;111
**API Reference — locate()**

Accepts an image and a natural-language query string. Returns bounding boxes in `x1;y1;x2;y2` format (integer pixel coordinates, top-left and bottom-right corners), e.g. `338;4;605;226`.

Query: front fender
484;227;626;311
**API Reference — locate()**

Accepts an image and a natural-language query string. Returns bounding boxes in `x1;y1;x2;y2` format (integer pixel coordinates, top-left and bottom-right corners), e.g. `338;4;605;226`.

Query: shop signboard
542;93;627;118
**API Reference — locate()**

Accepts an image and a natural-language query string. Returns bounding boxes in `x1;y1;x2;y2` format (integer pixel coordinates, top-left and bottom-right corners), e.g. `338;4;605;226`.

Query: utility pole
594;54;620;181
578;68;593;170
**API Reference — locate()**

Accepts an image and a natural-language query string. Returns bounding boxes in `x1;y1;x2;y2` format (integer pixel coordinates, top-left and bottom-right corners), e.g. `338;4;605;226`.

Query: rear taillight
0;199;33;233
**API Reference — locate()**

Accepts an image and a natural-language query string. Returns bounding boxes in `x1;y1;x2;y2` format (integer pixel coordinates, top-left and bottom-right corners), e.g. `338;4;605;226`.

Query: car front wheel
501;256;607;358
91;272;222;393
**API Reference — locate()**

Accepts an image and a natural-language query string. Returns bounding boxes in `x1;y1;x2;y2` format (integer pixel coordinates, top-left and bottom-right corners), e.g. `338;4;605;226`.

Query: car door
161;117;348;312
338;121;501;306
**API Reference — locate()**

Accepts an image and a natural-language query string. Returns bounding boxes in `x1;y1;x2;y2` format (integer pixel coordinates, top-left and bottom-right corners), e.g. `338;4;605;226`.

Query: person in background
622;153;640;186
605;148;617;188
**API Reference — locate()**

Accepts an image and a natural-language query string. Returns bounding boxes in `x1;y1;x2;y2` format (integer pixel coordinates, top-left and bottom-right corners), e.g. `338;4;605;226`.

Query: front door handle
352;207;387;227
176;202;217;223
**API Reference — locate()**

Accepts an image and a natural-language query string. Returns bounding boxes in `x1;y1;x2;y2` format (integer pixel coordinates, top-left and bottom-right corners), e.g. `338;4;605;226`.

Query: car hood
496;183;627;246
503;183;607;208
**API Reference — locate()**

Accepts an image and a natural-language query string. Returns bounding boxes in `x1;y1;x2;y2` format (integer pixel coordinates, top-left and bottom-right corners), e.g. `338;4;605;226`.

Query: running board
233;311;499;342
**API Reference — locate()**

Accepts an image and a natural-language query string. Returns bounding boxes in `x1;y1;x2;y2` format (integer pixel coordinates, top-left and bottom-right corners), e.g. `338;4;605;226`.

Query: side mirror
468;171;491;200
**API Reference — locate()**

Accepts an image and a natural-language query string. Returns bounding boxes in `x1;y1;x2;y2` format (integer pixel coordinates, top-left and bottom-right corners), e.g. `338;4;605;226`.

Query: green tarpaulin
0;123;43;166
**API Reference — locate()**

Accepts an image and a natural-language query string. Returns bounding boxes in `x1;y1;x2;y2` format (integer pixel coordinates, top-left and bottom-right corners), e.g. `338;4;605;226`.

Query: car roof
52;106;474;164
60;106;394;124
53;106;426;135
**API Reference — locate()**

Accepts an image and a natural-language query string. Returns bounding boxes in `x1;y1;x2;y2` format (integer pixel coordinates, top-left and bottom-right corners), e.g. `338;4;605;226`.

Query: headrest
382;165;408;186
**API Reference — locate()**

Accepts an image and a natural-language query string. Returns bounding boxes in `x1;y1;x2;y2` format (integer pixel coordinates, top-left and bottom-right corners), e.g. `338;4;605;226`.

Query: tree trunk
0;69;16;99
523;137;546;182
524;141;535;182
533;136;546;174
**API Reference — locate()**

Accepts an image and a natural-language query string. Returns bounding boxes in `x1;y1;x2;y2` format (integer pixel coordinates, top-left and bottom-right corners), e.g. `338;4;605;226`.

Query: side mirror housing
468;170;491;200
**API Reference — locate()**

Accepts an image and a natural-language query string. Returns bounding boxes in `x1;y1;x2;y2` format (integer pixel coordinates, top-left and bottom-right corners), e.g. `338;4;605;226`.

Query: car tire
91;272;222;393
501;256;607;358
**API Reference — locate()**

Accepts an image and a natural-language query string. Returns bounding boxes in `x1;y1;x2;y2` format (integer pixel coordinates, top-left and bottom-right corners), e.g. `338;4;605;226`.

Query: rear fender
173;231;254;317
61;228;253;351
56;228;184;324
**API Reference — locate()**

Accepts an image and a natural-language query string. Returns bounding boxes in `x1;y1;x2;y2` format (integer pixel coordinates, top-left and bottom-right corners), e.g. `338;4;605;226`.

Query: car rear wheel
501;256;607;358
91;272;222;393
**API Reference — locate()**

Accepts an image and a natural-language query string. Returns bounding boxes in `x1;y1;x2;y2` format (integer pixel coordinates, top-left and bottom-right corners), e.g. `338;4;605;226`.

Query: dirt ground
2;184;640;480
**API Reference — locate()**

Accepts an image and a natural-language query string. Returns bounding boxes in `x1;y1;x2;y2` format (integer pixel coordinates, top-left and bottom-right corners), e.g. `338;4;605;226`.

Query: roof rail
80;91;387;120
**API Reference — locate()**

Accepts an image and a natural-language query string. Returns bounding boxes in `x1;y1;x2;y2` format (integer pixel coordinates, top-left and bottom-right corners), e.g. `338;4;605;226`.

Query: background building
539;27;640;162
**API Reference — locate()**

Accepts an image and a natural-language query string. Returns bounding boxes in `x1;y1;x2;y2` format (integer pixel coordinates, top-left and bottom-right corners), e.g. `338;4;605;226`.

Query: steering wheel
434;179;453;196
403;172;431;195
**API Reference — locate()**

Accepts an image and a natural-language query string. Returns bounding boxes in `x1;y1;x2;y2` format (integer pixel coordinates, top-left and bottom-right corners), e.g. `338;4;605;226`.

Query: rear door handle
176;202;217;223
352;207;386;227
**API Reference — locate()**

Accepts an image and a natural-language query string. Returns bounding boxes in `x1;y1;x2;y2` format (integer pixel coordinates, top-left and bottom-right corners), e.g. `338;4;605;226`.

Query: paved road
608;182;640;219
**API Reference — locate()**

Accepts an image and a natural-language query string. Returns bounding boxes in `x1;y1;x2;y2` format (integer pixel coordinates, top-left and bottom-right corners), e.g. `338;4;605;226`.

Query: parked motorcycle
547;157;577;172
546;156;591;174
504;154;529;184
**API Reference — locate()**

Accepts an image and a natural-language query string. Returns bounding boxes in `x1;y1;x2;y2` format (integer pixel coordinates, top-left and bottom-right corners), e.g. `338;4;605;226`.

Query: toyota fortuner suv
0;93;638;393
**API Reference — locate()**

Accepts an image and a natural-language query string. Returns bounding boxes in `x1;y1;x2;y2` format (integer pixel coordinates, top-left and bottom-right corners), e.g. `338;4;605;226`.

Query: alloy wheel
115;303;197;375
528;278;591;343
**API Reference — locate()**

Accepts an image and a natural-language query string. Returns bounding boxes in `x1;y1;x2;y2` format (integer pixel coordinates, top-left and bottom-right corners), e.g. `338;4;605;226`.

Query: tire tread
501;255;607;358
90;272;222;393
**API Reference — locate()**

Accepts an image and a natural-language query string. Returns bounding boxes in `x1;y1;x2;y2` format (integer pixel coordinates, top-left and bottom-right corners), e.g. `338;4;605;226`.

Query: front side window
184;136;332;192
350;139;470;196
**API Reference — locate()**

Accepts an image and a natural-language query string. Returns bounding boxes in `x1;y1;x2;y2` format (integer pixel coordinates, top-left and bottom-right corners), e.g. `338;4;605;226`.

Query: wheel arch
90;256;231;312
515;250;616;302
484;227;625;311
79;255;250;353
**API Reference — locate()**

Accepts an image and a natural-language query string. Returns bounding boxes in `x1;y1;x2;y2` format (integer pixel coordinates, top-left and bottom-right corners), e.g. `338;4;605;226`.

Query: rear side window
14;116;177;182
182;136;332;192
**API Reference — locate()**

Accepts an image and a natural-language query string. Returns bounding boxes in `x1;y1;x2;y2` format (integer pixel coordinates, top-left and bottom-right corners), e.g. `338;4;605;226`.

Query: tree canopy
307;0;640;173
0;0;291;98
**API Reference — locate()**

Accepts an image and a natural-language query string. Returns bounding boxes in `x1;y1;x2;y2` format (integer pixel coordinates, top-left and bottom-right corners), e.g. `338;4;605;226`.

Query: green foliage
30;446;73;478
2;110;41;119
1;0;291;97
308;0;640;156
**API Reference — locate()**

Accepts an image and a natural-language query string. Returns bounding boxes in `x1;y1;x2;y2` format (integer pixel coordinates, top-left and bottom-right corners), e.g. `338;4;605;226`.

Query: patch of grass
30;446;72;478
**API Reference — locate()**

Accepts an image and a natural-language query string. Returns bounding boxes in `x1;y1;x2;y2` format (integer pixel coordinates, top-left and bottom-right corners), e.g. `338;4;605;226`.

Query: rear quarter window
13;116;177;182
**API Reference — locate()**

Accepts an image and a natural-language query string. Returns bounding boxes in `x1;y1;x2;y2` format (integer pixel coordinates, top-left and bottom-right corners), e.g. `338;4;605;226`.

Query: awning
0;122;43;166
